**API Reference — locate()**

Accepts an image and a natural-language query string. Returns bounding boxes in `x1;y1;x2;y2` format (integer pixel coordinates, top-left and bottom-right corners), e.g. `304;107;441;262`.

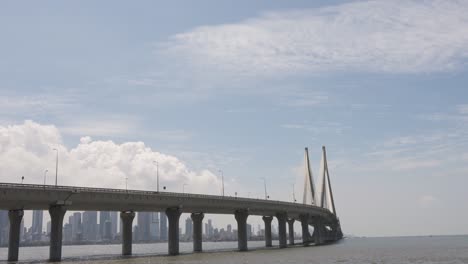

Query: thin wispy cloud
161;0;468;76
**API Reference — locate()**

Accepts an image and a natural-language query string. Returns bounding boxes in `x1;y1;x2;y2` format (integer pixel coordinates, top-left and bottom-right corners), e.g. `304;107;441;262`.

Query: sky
1;0;468;237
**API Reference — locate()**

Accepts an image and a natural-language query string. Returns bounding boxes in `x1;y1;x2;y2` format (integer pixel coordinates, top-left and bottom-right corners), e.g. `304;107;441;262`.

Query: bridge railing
0;182;332;213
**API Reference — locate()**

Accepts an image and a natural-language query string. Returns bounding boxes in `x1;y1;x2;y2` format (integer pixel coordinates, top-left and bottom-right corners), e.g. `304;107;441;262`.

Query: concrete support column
287;218;295;246
313;217;324;245
299;214;310;246
8;209;24;261
234;210;249;251
262;216;273;247
276;212;287;248
166;207;182;256
191;212;204;252
120;211;135;256
49;206;66;262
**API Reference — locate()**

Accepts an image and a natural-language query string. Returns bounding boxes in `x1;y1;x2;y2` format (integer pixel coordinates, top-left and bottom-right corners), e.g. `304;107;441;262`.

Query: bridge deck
0;182;335;221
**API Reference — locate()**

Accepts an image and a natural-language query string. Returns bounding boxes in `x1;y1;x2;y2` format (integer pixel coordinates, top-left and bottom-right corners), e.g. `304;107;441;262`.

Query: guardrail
0;182;332;214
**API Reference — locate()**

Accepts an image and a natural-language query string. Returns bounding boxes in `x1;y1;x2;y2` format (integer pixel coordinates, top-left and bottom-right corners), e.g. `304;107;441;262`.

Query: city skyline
0;210;288;246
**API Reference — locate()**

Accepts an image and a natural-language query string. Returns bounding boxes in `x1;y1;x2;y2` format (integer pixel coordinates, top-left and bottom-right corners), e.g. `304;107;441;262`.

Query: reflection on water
1;236;468;264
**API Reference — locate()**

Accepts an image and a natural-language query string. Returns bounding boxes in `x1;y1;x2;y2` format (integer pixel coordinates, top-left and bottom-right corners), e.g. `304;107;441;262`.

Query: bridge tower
302;147;316;205
317;146;337;215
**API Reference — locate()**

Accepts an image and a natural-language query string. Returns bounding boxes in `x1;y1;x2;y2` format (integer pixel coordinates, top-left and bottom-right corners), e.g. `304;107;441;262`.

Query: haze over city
1;0;468;243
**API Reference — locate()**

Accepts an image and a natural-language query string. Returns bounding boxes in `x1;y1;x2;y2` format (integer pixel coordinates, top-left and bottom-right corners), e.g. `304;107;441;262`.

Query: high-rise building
150;212;159;241
207;219;213;237
104;220;112;240
159;212;167;241
63;223;72;242
20;219;24;242
110;211;118;239
46;221;51;235
0;210;9;246
71;212;82;242
31;210;43;241
99;211;110;240
82;211;98;241
137;212;151;241
247;224;252;239
185;217;193;240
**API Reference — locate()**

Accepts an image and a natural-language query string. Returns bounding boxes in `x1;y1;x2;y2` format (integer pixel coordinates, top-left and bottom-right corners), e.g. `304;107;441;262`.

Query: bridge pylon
317;146;337;215
302;147;316;205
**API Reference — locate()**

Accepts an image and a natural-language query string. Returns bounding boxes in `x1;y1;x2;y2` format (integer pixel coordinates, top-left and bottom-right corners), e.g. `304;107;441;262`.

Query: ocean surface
1;236;467;264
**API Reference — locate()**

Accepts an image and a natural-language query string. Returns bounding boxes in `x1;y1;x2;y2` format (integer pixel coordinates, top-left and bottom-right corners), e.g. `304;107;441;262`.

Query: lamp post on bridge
218;169;224;196
43;169;48;186
182;183;188;194
52;148;58;186
153;161;159;192
260;177;268;200
292;183;297;202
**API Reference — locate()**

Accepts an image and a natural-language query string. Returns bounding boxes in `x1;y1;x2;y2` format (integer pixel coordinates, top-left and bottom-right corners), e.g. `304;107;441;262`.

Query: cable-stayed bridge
0;146;342;262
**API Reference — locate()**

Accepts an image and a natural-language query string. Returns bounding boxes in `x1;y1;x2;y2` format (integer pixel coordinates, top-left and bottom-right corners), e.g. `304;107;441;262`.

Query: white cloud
0;120;220;194
457;104;468;115
418;195;438;208
161;0;468;76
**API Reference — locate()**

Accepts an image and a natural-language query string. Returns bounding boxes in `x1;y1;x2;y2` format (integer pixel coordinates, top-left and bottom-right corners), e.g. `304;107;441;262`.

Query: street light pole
218;170;224;196
261;177;268;199
154;161;159;192
53;148;58;186
183;183;188;193
292;183;296;202
43;170;48;186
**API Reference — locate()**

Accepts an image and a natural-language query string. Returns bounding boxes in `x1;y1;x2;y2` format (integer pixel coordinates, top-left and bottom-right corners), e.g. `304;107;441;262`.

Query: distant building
47;221;51;235
185;217;193;240
207;219;213;238
110;211;118;238
32;210;43;241
160;212;167;241
82;211;98;241
99;211;110;240
63;223;72;242
149;212;160;241
104;220;112;240
71;212;82;242
0;210;9;246
137;212;151;241
247;224;252;239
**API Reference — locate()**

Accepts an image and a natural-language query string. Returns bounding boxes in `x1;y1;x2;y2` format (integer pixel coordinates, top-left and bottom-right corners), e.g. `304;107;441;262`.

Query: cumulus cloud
0;121;220;194
161;0;468;76
418;195;439;208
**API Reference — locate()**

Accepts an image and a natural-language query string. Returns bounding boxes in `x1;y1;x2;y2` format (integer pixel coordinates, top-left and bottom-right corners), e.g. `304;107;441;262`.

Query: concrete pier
234;210;249;251
49;206;66;262
287;218;295;245
276;212;287;248
120;211;135;256
191;212;204;252
313;217;324;245
299;214;310;246
7;209;24;261
166;207;182;255
262;216;273;247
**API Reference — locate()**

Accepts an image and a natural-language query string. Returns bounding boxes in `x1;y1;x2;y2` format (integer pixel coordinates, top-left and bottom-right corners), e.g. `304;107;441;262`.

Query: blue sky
1;0;468;237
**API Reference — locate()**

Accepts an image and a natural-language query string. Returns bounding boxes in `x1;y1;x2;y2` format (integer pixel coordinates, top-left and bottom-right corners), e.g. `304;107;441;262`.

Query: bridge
0;146;343;262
